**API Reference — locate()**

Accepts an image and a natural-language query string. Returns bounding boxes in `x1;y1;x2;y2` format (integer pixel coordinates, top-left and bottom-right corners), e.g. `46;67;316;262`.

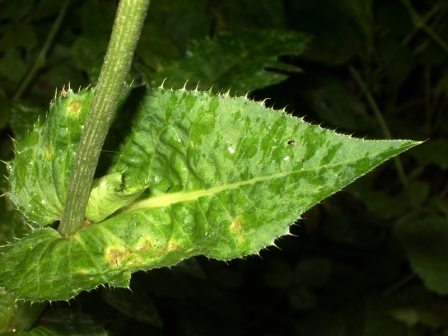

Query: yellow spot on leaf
230;217;243;233
45;147;52;160
105;247;128;269
67;99;82;114
168;242;179;252
135;238;152;252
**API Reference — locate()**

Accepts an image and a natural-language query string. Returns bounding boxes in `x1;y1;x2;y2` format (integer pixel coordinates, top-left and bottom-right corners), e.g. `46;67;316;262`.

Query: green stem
8;302;47;332
381;273;416;296
401;2;441;47
400;0;448;55
349;66;409;189
13;0;70;100
58;0;150;236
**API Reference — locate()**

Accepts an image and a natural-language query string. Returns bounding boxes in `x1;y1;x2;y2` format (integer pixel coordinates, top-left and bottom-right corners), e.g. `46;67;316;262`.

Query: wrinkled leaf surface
1;87;418;301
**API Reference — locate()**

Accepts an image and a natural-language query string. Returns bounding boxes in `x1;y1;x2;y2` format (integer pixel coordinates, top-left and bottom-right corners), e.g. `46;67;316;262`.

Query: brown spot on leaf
82;218;92;228
230;218;243;233
105;247;128;269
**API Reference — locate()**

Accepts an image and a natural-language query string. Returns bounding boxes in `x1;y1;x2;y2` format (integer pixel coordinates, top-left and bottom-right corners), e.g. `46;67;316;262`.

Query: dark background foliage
1;0;448;335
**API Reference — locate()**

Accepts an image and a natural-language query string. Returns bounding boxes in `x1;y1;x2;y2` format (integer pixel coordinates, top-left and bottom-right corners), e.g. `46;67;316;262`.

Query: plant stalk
58;0;150;236
8;301;47;332
400;0;448;55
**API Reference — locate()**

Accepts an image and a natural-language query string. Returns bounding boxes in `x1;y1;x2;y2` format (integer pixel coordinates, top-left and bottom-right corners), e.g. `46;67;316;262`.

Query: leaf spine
159;78;167;89
261;98;270;106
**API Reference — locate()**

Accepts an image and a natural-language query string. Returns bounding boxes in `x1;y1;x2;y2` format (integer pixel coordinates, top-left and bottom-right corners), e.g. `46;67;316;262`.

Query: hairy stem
59;0;150;236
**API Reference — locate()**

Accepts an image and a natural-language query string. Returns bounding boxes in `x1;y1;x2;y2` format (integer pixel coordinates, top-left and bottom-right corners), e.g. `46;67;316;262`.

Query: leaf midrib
120;162;336;213
117;141;415;214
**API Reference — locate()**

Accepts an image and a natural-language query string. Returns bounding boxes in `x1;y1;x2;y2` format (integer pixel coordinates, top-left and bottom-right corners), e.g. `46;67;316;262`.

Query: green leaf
0;163;32;249
1;87;419;301
0;22;37;82
37;309;108;336
0;194;30;251
298;76;375;132
8;101;46;140
136;23;182;66
0;289;17;333
0;288;46;334
2;326;62;336
144;30;309;94
85;173;145;223
102;287;162;327
394;216;448;295
144;0;212;55
0;50;29;83
1;308;108;335
71;36;107;83
378;35;415;88
6;89;94;226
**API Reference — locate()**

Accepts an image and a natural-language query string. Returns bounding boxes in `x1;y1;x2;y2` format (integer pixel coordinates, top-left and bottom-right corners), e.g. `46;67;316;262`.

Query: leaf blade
1;87;419;301
145;29;309;94
6;90;94;226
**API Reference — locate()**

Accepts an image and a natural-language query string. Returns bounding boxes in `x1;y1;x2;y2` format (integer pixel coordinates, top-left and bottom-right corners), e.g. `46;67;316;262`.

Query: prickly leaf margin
0;86;419;301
